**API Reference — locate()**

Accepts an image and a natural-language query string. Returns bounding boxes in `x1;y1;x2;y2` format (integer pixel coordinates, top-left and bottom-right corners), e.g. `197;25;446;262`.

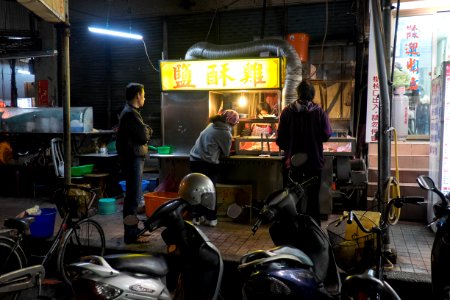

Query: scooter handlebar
346;211;374;234
397;196;425;205
251;219;262;235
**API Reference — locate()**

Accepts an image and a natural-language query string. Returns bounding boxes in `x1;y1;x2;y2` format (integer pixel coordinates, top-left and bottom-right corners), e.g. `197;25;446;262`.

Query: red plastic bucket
144;192;178;217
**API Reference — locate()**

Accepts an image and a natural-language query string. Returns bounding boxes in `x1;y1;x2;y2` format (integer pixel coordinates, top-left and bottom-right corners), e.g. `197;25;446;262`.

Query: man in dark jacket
276;80;332;225
117;83;152;244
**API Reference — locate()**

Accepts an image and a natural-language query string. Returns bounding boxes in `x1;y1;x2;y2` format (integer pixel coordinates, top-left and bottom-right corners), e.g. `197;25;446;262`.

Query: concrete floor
0;195;435;299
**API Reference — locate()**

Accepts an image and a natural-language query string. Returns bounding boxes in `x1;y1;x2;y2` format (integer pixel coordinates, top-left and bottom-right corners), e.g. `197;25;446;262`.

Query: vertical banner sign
429;75;442;224
394;15;432;136
38;80;49;106
366;1;379;143
442;64;450;192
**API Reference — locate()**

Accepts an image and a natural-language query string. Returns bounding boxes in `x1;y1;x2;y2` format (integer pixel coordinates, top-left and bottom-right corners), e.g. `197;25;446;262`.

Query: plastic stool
84;173;109;198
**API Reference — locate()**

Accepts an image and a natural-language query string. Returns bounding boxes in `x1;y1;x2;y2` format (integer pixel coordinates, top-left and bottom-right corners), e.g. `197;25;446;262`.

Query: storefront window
394;15;433;137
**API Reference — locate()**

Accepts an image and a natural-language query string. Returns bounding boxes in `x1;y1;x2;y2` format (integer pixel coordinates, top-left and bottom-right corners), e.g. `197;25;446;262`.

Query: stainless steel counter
151;153;283;204
152;151;334;215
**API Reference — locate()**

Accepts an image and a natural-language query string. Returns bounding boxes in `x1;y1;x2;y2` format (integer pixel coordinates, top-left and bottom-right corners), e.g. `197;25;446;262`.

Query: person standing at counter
189;109;240;227
276;80;332;225
117;83;152;244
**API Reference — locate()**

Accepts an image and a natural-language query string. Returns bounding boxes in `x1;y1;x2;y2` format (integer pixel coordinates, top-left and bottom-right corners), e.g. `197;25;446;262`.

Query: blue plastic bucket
99;198;117;215
147;178;159;192
29;208;57;238
119;180;151;193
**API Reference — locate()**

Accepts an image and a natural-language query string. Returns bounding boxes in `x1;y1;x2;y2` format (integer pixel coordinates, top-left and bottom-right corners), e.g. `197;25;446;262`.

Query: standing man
276;80;332;225
117;83;152;244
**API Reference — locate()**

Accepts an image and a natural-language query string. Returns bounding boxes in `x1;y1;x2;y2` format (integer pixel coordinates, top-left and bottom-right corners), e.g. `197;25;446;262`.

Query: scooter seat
4;218;33;234
241;245;313;268
103;253;169;277
270;245;314;267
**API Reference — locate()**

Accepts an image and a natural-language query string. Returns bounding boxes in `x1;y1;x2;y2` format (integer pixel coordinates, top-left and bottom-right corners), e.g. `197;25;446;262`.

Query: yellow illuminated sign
160;58;282;91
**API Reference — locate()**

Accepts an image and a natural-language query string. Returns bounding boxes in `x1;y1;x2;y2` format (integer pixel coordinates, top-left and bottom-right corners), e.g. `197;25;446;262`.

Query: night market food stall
154;39;358;218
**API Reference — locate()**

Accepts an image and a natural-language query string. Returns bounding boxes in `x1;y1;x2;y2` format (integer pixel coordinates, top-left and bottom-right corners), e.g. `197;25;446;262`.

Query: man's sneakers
192;216;217;227
192;216;205;225
124;235;150;245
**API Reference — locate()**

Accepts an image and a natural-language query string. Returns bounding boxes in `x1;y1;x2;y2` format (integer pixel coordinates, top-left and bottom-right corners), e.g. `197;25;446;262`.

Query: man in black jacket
117;83;152;244
276;80;332;225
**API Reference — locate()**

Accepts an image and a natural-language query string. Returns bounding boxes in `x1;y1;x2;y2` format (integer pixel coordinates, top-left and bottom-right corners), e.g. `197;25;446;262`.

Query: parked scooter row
232;152;404;299
234;153;341;299
65;158;449;299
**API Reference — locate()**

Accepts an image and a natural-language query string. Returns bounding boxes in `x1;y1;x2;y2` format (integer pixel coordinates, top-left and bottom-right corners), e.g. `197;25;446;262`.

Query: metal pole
383;0;392;83
382;0;394;254
372;0;391;217
260;0;267;40
61;25;72;185
9;60;17;107
106;42;112;128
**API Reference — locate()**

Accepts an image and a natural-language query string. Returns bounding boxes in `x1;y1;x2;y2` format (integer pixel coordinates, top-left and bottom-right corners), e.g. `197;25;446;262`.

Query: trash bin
29;207;57;238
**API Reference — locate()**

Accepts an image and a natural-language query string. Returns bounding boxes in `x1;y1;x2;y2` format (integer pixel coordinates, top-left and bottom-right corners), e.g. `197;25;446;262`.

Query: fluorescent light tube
88;27;143;40
18;69;31;75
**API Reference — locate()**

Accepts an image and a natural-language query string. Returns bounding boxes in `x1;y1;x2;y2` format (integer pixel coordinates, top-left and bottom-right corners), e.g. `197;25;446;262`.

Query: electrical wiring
205;5;219;41
334;188;356;200
306;0;328;80
141;39;160;73
385;127;402;225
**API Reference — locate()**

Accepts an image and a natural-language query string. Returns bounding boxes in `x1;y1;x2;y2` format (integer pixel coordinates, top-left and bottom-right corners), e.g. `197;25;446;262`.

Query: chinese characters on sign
366;10;380;143
371;76;380;142
405;25;420;83
161;58;281;91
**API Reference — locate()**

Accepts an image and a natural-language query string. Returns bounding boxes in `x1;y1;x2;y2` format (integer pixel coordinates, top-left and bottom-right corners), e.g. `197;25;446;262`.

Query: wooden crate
216;184;252;222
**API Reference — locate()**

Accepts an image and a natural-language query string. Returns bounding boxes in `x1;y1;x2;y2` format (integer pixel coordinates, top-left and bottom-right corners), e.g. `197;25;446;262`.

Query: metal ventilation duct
185;39;302;105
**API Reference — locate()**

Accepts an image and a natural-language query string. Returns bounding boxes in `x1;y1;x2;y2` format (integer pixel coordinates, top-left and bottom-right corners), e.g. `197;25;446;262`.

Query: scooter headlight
73;278;122;299
94;281;122;299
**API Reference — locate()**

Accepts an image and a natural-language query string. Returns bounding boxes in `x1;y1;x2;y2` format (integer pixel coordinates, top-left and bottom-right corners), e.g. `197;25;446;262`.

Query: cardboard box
215;184;252;220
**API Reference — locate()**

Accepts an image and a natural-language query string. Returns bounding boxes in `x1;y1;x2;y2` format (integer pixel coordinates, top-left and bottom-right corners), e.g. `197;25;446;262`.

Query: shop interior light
238;94;248;107
17;69;31;75
88;27;143;40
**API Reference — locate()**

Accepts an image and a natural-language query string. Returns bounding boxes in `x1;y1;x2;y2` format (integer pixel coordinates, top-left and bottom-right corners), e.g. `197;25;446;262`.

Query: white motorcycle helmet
178;173;216;210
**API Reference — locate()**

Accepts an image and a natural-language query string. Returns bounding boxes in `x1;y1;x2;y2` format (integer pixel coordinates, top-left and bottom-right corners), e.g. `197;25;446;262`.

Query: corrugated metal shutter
219;7;284;43
70;22;109;129
166;13;218;60
286;2;354;43
70;18;163;138
0;1;30;32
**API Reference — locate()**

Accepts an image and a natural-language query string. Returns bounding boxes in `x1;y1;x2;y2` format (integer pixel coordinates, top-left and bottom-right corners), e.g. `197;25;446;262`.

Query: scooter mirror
227;203;243;219
291;153;307;167
123;215;140;226
417;175;435;191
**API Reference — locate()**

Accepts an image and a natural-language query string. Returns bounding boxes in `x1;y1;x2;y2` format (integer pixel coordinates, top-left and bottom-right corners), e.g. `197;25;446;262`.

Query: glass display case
323;137;356;156
234;136;280;155
0;107;93;133
234;117;280;155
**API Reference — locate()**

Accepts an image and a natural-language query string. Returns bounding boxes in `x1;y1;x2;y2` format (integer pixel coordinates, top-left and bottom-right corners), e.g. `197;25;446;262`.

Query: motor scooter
70;173;223;300
230;153;341;299
416;175;450;300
